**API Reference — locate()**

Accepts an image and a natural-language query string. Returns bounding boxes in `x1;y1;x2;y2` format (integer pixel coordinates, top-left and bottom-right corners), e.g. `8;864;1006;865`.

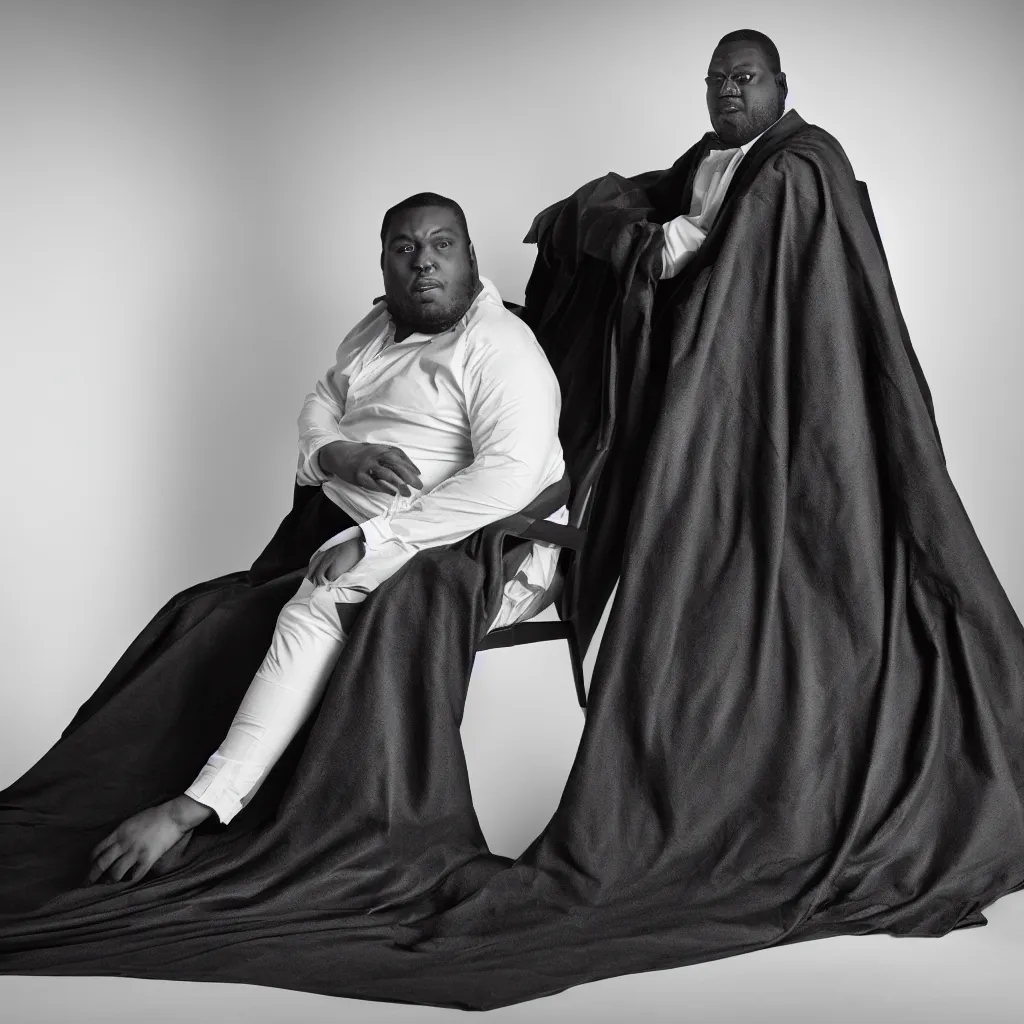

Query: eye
436;240;451;249
737;74;753;84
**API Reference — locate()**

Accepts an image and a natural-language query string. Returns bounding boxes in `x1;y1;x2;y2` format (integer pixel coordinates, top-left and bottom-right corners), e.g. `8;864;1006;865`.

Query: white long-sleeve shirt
296;277;566;604
660;111;790;279
183;280;565;824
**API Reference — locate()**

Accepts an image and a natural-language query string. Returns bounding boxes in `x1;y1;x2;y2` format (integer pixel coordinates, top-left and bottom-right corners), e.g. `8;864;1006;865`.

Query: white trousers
184;520;565;824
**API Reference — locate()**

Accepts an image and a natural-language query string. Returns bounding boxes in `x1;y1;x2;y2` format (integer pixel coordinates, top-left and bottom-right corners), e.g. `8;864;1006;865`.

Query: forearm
296;383;349;483
320;451;560;606
306;439;357;480
361;457;552;552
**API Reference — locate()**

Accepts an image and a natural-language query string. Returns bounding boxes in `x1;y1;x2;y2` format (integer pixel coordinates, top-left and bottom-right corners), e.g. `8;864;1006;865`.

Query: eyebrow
388;227;457;243
707;63;758;74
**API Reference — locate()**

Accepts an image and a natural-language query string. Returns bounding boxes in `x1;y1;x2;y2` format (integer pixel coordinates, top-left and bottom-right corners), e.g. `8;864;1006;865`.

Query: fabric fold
4;112;1024;1012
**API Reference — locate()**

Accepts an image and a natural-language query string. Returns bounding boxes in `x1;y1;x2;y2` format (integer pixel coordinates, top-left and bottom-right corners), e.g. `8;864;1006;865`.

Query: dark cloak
3;110;1024;1011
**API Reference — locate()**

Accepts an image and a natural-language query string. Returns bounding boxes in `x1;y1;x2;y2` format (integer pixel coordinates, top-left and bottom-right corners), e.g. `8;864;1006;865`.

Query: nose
412;249;437;272
718;76;741;98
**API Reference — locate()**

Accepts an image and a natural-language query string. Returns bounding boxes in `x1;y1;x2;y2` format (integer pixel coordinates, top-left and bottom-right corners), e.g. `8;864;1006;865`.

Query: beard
386;272;481;336
713;94;783;146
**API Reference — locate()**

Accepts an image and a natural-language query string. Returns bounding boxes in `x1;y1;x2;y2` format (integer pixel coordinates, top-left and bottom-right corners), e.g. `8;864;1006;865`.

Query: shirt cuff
660;215;706;280
312;523;366;557
298;436;346;485
185;765;244;825
358;512;396;551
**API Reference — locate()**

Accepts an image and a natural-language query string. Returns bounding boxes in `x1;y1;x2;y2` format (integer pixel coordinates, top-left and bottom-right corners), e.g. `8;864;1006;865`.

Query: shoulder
333;300;389;365
465;288;547;357
461;286;558;385
761;122;859;192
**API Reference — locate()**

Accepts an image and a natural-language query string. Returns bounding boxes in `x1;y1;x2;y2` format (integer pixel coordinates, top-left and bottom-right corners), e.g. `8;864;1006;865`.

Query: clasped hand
307;535;365;587
318;440;422;496
306;441;423;586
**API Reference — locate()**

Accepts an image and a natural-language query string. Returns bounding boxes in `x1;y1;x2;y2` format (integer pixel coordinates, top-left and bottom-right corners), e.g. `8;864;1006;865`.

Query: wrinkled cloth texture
3;111;1024;1010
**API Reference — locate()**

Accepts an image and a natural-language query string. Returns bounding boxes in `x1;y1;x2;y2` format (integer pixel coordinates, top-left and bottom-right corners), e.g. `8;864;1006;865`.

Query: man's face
705;42;786;146
381;206;479;335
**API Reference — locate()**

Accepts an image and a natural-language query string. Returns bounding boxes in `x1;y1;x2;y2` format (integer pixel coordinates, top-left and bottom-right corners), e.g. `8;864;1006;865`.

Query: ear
380;250;385;272
468;241;478;272
776;71;789;104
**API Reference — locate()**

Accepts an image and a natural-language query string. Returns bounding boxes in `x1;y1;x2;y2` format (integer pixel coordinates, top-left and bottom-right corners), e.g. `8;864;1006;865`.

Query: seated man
86;192;566;884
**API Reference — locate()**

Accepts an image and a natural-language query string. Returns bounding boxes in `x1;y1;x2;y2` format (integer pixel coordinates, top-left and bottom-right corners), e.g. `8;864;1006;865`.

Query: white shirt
660;112;788;279
295;277;566;604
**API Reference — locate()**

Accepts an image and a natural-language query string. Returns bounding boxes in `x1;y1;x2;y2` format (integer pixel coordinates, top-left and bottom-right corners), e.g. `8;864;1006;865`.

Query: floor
4;610;1023;1022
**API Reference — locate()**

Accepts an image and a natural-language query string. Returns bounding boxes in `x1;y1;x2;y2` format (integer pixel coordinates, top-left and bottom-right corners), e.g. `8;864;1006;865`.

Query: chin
405;303;463;335
388;276;477;335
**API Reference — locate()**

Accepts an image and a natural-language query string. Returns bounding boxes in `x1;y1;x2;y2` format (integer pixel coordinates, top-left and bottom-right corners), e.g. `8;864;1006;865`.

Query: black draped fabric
3;110;1024;1010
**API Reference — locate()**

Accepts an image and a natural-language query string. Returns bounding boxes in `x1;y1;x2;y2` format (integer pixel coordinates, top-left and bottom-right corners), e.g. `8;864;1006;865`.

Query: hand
307;535;365;586
87;795;212;885
318;441;422;496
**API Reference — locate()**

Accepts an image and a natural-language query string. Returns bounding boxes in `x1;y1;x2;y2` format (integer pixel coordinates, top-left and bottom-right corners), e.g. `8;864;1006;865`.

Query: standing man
526;28;941;652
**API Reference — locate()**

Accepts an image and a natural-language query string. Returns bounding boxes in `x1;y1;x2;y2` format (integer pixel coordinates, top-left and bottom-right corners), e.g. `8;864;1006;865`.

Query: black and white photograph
2;1;1023;1021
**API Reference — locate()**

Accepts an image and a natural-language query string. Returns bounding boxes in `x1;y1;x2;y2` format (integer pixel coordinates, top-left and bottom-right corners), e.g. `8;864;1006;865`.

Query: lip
412;280;443;293
718;103;743;114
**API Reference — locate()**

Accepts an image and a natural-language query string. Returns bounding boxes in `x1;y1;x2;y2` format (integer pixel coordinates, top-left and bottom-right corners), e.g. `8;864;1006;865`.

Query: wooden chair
476;300;589;710
477;493;588;709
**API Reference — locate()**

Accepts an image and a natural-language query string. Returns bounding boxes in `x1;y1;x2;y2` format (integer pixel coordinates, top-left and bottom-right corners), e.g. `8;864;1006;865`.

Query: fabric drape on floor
3;112;1024;1011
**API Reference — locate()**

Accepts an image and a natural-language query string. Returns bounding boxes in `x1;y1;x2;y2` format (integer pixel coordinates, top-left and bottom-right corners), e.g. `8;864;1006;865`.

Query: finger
90;830;120;859
324;549;362;584
87;843;123;884
129;847;162;884
385;447;422;475
107;850;139;883
307;551;328;583
370;465;411;496
380;451;422;487
129;858;154;884
311;555;331;587
321;554;350;585
357;469;396;495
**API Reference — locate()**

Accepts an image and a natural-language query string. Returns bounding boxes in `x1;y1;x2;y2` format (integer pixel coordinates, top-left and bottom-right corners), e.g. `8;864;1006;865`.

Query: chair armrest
500;515;585;551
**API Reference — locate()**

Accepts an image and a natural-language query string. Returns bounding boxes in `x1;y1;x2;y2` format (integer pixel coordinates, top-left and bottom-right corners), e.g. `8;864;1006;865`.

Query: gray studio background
1;0;1022;1021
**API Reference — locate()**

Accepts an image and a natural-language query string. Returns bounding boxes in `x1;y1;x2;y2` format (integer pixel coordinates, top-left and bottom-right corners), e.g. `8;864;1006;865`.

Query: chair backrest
503;299;591;630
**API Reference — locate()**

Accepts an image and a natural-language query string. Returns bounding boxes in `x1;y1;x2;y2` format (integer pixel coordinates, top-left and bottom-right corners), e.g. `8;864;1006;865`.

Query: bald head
706;30;788;146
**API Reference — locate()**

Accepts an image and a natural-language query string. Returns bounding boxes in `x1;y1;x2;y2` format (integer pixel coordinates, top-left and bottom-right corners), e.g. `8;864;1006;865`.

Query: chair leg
565;626;587;710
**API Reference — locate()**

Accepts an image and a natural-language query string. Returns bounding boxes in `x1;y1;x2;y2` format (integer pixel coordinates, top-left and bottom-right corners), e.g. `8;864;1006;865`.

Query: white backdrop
1;1;1023;1021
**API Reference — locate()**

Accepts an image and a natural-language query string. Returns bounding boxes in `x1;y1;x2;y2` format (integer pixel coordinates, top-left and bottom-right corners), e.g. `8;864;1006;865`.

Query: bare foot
88;795;213;885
